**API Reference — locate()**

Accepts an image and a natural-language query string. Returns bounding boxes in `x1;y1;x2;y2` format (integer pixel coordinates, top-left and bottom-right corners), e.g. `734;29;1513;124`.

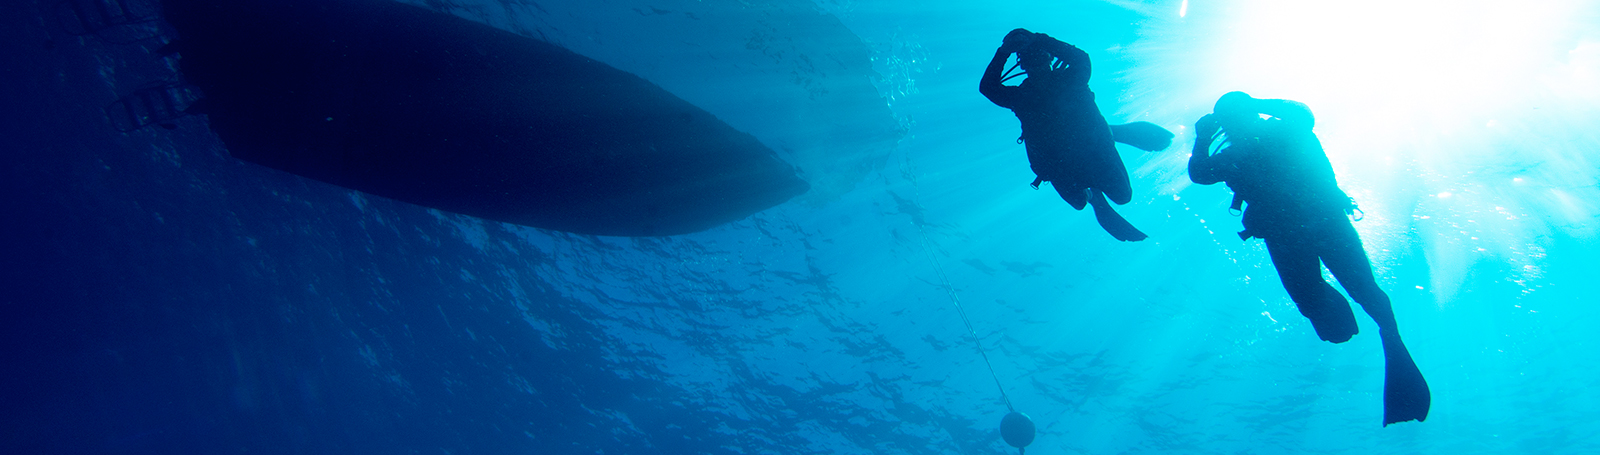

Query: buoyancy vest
1011;75;1112;184
1220;123;1355;240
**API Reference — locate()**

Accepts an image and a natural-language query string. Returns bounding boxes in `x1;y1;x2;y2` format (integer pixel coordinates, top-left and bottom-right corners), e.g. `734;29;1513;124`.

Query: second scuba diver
980;28;1173;242
1189;91;1431;426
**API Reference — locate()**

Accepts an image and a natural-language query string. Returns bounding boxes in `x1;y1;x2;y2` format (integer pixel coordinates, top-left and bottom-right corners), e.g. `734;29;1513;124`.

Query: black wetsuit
1189;99;1430;425
980;35;1142;241
980;38;1129;207
1188;100;1371;342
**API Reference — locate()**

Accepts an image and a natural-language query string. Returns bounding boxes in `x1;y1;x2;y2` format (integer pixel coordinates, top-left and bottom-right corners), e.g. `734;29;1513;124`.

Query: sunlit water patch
1117;0;1600;302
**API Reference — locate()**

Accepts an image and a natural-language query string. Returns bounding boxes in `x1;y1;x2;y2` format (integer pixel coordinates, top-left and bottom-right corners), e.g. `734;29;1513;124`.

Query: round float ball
1000;412;1035;449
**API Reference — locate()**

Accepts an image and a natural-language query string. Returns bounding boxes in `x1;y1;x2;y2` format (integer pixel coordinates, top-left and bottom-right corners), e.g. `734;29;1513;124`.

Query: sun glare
1120;0;1600;298
1207;1;1581;129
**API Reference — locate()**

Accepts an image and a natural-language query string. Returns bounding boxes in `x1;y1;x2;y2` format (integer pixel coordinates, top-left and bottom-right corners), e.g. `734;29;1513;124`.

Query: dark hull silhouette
160;0;808;236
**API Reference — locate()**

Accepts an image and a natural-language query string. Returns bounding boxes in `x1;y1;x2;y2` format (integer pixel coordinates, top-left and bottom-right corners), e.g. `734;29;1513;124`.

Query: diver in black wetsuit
980;28;1169;242
1190;91;1430;426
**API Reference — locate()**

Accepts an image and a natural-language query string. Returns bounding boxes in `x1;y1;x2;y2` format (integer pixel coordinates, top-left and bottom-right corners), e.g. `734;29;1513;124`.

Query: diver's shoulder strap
1229;191;1256;240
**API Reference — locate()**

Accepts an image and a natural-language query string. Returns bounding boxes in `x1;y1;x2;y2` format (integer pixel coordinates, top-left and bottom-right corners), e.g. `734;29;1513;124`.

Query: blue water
5;0;1600;453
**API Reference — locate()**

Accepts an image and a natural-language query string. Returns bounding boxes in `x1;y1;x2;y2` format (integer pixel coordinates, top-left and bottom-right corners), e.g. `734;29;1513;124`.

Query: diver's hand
1195;114;1221;141
1002;28;1034;53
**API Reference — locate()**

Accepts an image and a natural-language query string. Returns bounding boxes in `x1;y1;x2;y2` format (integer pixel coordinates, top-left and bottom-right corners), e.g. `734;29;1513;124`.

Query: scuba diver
1189;92;1430;426
980;28;1172;242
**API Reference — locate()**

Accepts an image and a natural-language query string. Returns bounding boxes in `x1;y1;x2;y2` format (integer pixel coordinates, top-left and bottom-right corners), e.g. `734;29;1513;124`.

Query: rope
905;159;1014;413
916;229;1014;412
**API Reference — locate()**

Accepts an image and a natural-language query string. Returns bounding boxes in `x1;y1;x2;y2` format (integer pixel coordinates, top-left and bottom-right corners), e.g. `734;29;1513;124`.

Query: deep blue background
6;0;1600;454
3;3;769;453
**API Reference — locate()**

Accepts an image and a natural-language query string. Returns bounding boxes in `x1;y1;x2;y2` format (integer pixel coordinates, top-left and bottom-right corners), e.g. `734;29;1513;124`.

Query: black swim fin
1088;191;1147;241
1110;122;1175;152
1381;334;1431;426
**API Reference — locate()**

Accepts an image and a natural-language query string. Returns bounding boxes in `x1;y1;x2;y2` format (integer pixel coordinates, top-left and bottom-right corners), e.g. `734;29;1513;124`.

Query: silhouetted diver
1189;92;1430;426
157;0;808;236
980;28;1171;242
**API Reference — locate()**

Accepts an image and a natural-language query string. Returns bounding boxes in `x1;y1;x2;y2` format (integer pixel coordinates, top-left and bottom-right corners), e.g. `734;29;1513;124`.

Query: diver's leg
1099;148;1134;205
1053;182;1089;210
1317;220;1394;331
1263;236;1359;343
1087;190;1146;241
1316;219;1430;425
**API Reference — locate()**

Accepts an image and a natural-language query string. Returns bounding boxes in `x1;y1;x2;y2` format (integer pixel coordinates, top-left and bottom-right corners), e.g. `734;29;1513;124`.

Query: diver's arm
1189;114;1226;185
1254;98;1315;130
979;47;1019;108
1189;137;1226;185
1033;35;1091;85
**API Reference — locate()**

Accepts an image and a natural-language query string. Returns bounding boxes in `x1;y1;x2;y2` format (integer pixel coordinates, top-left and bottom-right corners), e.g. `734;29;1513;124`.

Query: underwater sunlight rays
1115;0;1600;304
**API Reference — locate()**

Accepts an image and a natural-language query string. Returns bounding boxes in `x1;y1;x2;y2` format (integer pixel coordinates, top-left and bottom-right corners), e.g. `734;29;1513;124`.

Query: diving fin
1110;122;1175;152
1381;334;1431;426
1088;191;1147;242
